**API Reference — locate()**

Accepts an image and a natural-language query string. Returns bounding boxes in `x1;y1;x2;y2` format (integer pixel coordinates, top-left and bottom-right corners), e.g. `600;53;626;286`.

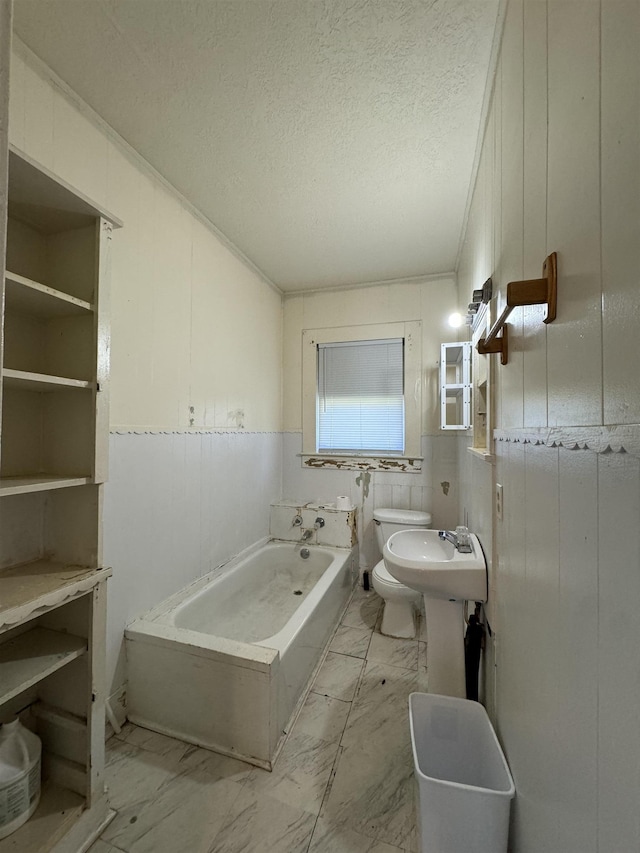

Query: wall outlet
495;483;503;521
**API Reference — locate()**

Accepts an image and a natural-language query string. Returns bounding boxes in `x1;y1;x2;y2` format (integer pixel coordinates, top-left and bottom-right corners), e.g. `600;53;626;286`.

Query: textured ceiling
13;0;500;292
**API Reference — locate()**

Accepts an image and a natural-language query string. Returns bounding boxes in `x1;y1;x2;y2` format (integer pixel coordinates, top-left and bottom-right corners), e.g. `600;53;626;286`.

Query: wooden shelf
4;270;93;317
0;561;111;632
0;782;84;853
0;627;86;705
0;476;92;497
2;369;94;393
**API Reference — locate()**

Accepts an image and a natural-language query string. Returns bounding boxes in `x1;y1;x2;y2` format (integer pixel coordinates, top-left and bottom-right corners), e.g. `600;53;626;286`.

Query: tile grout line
303;587;379;851
303;743;345;853
205;777;250;853
274;584;369;750
304;638;371;852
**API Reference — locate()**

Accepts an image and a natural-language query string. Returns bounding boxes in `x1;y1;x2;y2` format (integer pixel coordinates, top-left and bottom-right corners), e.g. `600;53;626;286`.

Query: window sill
299;454;423;472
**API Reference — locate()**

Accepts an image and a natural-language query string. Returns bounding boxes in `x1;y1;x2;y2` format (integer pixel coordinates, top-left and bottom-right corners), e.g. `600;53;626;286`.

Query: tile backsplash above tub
270;501;357;549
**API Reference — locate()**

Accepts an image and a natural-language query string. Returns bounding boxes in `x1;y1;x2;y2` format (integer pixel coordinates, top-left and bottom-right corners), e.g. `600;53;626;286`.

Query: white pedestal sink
383;529;487;699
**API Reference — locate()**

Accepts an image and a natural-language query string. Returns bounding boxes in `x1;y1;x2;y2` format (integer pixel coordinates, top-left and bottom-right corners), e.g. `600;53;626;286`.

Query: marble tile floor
90;586;427;853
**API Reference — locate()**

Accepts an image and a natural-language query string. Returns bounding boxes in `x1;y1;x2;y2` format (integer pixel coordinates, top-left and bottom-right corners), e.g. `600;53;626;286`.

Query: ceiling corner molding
284;270;457;299
454;0;508;275
493;425;640;459
11;36;282;298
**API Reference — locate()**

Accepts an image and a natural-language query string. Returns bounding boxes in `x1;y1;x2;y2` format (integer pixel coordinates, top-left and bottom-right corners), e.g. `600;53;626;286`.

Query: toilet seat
372;559;405;588
372;560;418;602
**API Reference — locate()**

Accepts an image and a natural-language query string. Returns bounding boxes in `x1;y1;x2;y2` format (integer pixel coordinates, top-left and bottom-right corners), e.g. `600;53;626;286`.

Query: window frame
301;321;422;470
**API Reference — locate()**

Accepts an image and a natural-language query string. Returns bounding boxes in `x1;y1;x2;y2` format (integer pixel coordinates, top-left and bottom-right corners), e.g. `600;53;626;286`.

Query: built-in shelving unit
470;303;494;459
440;342;472;430
0;146;121;851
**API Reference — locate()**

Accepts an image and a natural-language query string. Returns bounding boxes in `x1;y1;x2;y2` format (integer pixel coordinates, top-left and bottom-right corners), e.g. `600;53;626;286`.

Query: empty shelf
0;476;91;497
4;270;93;317
0;782;84;853
0;560;111;630
2;369;94;393
0;627;86;705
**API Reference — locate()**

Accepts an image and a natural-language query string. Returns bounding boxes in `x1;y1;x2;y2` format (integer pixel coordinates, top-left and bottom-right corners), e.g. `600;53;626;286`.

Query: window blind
317;338;404;453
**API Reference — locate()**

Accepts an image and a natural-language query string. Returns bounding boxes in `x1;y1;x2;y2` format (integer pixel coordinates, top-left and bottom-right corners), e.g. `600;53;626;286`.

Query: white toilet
372;508;432;639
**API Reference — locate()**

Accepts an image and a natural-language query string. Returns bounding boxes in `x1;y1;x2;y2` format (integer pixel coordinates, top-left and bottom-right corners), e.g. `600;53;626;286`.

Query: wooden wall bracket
477;252;557;366
478;323;509;365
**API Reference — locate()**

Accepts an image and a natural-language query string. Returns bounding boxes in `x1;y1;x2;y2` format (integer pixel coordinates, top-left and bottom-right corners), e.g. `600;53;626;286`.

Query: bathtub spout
301;528;313;541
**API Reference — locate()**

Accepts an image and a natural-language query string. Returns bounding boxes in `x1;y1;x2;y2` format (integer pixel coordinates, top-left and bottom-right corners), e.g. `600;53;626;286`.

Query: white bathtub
125;541;356;768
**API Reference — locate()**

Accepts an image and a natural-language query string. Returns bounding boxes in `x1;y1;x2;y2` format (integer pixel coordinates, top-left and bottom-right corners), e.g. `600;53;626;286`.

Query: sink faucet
439;526;473;553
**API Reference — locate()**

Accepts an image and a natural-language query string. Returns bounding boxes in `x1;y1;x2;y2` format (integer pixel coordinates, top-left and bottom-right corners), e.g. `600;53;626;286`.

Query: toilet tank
373;508;432;552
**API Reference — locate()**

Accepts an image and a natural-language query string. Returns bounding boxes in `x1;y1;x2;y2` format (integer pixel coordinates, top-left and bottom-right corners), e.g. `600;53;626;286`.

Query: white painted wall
282;279;464;570
104;430;282;708
457;1;640;850
8;41;283;703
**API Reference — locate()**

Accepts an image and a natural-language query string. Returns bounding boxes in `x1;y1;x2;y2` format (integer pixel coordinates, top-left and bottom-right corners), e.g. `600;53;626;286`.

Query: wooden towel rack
477;252;557;365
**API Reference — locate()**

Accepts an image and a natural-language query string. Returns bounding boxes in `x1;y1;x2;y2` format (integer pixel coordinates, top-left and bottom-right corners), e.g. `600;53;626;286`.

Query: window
302;321;422;466
317;338;405;453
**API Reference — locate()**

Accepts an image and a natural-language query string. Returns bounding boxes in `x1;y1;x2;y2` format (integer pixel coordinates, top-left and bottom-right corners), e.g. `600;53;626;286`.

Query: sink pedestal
382;528;486;700
423;596;466;699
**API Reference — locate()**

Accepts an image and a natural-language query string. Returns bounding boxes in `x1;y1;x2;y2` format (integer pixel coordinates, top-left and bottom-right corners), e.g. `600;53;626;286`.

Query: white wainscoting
103;429;282;700
282;431;460;572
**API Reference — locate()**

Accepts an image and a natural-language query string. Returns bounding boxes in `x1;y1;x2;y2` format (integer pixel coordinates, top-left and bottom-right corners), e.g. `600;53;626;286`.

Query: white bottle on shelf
0;717;42;839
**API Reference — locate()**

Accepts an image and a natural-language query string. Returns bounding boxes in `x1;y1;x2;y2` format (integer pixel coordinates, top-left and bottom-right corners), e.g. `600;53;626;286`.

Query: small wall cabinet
0;148;121;852
440;342;472;430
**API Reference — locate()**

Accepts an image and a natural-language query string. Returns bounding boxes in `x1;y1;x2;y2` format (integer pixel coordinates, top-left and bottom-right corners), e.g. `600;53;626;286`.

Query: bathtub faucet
301;528;314;541
314;517;325;529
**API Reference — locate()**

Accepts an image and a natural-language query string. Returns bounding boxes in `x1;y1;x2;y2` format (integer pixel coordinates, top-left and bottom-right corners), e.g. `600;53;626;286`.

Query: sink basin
383;529;487;601
383;528;488;699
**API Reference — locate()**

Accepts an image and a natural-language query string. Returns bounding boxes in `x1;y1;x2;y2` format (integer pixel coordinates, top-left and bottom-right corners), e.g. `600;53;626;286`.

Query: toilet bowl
371;508;432;639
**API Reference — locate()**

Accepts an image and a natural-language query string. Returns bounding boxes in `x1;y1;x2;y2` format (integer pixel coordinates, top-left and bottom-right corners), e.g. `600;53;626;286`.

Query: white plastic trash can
409;693;515;853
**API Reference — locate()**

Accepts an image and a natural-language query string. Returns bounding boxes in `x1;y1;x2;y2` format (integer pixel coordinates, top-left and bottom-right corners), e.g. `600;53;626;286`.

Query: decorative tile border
493;425;640;458
110;428;281;435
